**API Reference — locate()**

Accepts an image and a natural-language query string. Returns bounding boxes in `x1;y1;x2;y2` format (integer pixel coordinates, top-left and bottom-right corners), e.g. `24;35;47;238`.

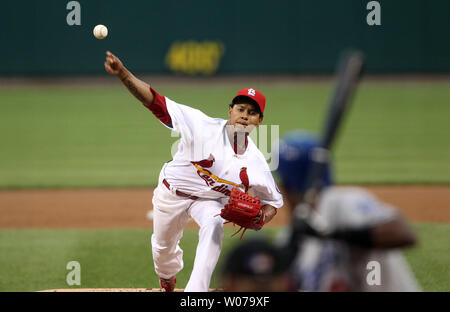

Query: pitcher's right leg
151;186;191;287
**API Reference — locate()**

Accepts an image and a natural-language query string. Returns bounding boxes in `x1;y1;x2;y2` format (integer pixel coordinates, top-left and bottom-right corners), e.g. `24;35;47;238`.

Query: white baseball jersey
291;187;421;292
158;96;283;208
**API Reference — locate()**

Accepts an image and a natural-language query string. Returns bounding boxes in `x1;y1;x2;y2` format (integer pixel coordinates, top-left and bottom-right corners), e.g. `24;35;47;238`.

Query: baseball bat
300;50;365;208
283;50;365;261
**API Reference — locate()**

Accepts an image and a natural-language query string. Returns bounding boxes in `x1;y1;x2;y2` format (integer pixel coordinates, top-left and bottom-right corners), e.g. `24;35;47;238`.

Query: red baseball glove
220;188;265;239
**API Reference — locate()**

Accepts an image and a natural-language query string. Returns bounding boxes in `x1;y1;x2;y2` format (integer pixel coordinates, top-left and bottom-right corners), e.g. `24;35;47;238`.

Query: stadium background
0;0;449;291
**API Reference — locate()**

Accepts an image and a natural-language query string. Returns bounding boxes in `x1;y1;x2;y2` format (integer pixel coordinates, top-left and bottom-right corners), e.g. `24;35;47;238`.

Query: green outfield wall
1;0;449;75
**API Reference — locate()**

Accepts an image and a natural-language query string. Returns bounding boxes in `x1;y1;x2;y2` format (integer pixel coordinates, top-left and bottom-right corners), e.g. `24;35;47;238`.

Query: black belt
163;179;199;200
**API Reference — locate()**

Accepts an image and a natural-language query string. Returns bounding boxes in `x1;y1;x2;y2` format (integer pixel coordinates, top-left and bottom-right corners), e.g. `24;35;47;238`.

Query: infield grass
0;80;449;188
0;223;448;292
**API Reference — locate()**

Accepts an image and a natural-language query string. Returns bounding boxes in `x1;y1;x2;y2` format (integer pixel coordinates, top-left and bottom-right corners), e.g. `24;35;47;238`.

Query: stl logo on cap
232;88;266;114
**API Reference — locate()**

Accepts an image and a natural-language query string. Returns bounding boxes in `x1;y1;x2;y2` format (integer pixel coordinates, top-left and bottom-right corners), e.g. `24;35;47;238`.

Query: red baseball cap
232;88;266;114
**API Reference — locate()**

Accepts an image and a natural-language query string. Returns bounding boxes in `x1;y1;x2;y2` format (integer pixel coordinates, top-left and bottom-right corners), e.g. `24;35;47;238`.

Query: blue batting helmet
276;131;333;192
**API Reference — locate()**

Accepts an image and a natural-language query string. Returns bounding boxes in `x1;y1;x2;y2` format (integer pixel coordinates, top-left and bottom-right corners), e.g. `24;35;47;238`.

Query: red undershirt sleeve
144;86;173;128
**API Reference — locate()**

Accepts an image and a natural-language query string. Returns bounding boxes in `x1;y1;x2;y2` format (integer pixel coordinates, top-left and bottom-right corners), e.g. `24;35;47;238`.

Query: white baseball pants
151;183;224;292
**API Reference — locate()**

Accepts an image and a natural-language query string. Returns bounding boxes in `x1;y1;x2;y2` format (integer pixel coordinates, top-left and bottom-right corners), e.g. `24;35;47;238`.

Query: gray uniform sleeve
319;187;398;232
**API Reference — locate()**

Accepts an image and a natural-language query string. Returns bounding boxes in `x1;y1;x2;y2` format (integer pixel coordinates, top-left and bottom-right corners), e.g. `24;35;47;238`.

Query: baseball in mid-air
93;24;108;39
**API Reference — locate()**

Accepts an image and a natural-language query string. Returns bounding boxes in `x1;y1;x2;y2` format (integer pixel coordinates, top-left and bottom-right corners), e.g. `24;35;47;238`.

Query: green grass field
0;80;449;292
0;224;448;292
0;81;449;188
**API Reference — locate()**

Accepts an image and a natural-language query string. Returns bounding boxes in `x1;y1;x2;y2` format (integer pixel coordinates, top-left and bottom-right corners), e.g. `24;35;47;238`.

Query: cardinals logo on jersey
191;154;215;168
239;167;249;193
192;154;216;186
197;170;215;186
191;154;249;195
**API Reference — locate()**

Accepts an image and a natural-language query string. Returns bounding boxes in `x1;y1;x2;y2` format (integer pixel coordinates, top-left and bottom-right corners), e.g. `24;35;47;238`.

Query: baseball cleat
159;276;176;292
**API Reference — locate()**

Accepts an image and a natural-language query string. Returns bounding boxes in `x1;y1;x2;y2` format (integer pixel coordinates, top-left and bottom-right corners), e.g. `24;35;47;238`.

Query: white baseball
93;24;108;39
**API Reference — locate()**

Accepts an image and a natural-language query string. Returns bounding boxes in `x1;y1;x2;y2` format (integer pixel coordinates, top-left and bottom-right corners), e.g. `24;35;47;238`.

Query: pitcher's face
228;103;263;133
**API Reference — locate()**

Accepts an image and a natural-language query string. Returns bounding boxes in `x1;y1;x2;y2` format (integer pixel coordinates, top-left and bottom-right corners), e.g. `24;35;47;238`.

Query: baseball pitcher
104;51;283;292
